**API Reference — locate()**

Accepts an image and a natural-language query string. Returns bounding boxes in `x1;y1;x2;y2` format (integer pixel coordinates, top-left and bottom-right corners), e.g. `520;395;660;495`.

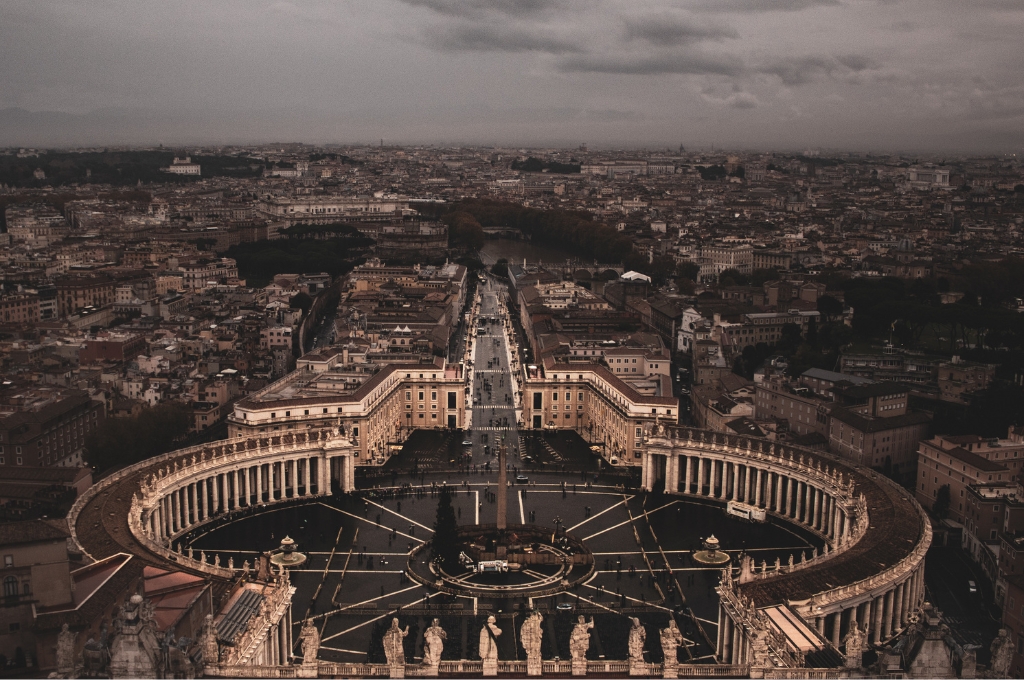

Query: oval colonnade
643;425;930;667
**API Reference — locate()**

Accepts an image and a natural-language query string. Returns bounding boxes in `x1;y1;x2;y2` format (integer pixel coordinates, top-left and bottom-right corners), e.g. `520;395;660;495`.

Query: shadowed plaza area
186;451;824;666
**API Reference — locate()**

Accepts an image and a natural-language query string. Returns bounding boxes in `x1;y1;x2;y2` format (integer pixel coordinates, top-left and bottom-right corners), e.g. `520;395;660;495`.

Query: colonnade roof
735;454;924;605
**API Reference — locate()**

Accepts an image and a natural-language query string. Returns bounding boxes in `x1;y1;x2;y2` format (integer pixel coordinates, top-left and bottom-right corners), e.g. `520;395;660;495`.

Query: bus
726;500;767;522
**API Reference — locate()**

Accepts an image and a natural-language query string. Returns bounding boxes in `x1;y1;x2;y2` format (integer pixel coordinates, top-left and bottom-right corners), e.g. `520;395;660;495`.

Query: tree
432;487;460;571
932;484;951;520
718;268;749;287
290;291;314;315
816;295;844;323
84;403;192;474
446;211;485;252
490;259;509;278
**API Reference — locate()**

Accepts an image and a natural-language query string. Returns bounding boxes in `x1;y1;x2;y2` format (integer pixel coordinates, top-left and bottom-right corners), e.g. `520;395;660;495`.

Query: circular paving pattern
181;469;823;665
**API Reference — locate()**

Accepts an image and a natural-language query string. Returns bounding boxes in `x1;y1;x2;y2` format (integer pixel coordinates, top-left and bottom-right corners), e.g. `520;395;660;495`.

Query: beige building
0;520;74;663
522;359;676;466
916;430;1024;524
229;358;467;465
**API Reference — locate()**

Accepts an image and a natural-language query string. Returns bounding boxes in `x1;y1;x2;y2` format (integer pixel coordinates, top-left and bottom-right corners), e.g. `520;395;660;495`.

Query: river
477;238;578;266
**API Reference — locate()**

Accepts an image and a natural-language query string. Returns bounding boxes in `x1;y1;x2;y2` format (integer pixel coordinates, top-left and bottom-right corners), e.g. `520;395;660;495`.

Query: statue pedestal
422;663;439;677
527;657;542;676
630;661;647;676
389;662;406;678
572;659;587;676
662;661;678;679
482;658;498;677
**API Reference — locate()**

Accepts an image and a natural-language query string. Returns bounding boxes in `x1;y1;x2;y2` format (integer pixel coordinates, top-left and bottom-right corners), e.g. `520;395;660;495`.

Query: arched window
3;576;18;597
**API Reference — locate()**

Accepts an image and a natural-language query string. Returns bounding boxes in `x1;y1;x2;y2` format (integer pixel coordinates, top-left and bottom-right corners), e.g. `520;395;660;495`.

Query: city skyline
3;0;1024;152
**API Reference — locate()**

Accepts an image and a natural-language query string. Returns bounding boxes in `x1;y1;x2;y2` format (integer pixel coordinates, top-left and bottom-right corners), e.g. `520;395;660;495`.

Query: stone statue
628;617;646;666
989;628;1013;678
843;622;866;669
521;611;544;674
479;616;502;663
56;623;76;677
570;615;594;662
383;618;408;668
299;620;320;666
201;614;219;669
82;634;110;678
660;620;684;669
422;618;446;669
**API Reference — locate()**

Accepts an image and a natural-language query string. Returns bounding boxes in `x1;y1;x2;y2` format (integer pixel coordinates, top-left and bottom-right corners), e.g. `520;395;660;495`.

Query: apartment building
916;431;1024;525
0;388;105;469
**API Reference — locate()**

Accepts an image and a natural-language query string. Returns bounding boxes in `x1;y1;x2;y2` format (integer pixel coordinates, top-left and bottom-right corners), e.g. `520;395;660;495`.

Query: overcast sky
2;0;1023;152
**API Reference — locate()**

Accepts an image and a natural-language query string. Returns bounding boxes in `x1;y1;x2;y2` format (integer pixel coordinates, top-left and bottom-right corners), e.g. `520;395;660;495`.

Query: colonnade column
696;457;704;495
813;488;822;530
871;595;884;645
210;474;219;514
775;475;784;513
220;471;229;510
893;582;905;632
787;478;796;517
257;464;264;503
683;456;692;494
170;490;179;533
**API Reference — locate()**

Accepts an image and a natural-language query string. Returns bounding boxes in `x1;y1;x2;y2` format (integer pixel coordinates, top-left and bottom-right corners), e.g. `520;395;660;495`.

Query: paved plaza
186;277;821;666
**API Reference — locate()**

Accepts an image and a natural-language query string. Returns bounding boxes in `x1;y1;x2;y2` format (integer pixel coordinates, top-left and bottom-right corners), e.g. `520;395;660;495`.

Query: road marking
566;496;634;532
475;491;479;524
582;501;679;541
362;498;433;533
519;489;525;523
318;503;424;544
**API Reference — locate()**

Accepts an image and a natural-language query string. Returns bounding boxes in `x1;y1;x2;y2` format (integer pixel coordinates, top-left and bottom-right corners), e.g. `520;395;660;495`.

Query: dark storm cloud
558;52;744;77
422;23;581;54
398;0;556;18
687;0;840;12
0;0;1022;152
759;55;880;86
623;16;739;46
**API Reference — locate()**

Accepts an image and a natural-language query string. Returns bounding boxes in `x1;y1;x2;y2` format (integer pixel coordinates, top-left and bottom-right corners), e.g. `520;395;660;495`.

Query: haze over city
3;0;1024;152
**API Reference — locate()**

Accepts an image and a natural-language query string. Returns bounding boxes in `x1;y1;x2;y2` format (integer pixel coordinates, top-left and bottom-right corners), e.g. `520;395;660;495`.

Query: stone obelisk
497;442;508;530
496;441;508;558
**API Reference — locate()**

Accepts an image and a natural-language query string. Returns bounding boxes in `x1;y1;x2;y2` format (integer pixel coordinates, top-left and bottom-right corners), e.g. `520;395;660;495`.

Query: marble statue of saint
422;618;446;668
628;617;646;665
56;623;76;677
990;628;1013;678
520;611;544;662
570;616;594;662
383;618;409;668
202;614;220;669
300;620;320;666
842;622;865;669
660;619;684;666
479;616;502;663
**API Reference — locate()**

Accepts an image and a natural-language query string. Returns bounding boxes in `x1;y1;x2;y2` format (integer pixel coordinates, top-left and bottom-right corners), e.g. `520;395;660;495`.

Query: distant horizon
1;108;1018;160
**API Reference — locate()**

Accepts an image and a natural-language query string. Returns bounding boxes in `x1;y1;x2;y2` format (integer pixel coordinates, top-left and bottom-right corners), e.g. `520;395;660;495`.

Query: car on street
462;440;472;446
515;474;529;483
968;580;978;595
556;602;573;611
